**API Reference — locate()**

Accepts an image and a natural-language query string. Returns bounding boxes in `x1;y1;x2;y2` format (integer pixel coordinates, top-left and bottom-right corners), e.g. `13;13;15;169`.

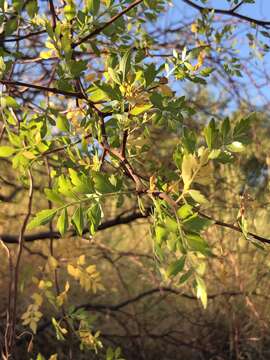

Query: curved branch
0;80;85;99
73;0;143;48
182;0;270;28
199;211;270;245
0;209;151;244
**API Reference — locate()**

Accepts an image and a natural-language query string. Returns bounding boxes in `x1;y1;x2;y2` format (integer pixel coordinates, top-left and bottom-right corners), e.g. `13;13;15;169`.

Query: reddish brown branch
3;169;34;358
48;0;58;30
121;130;129;158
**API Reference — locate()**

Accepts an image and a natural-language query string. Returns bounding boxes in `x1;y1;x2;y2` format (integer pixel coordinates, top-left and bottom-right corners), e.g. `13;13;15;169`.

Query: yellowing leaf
194;51;205;70
181;154;197;189
194;163;212;185
191;23;198;33
27;209;58;230
227;141;245;153
85;73;96;82
67;264;79;279
77;254;86;265
159;84;173;96
48;256;58;271
40;50;55;59
189;189;208;204
0;146;16;157
22;150;36;159
130;103;152;116
31;293;43;306
57;208;69;236
196;276;207;309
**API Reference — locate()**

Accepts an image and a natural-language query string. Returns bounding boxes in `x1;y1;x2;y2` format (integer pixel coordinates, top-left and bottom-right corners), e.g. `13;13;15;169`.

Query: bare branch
182;0;270;28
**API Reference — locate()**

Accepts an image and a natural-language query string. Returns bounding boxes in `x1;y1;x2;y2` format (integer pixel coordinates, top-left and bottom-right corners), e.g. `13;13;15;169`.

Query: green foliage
0;0;268;357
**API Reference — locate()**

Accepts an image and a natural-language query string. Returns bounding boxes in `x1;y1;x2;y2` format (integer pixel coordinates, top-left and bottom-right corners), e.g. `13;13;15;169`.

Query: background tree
0;0;270;359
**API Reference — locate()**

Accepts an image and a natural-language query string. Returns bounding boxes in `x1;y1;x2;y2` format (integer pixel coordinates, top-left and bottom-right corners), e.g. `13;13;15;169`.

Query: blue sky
204;0;270;17
163;0;270;111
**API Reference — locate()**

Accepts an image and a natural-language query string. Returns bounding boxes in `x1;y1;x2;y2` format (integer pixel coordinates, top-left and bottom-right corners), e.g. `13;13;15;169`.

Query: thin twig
73;0;144;47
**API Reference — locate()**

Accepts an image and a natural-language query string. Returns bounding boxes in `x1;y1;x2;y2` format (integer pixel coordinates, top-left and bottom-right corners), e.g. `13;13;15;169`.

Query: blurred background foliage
1;0;270;359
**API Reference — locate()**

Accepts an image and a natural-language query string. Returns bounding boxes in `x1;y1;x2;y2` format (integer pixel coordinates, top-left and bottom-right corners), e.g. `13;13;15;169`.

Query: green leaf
27;209;58;230
200;67;214;77
57;208;69;236
208;149;221;159
204;118;218;150
56;115;70;132
87;0;100;15
183;214;212;233
226;141;245;153
107;67;122;85
0;146;16;157
71;206;84;235
164;216;178;232
155;225;167;245
188;189;208;204
87;202;102;235
167;256;186;277
233;113;254;143
64;3;76;20
93;172;116;194
119;48;132;82
221;117;231;143
3;96;20;108
44;189;65;204
150;92;163;107
177;204;193;219
26;0;38;18
179;268;193;284
95;83;121;100
186;233;211;255
69;169;94;194
144;63;157;87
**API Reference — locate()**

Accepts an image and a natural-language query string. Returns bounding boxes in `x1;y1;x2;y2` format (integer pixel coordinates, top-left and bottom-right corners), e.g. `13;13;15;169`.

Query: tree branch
199;211;270;245
73;0;144;48
0;209;151;244
0;79;85;99
182;0;270;28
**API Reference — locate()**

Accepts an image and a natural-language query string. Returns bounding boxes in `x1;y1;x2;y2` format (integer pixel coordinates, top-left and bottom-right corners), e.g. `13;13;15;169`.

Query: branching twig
0;79;85;99
182;0;270;29
3;169;34;358
73;0;144;48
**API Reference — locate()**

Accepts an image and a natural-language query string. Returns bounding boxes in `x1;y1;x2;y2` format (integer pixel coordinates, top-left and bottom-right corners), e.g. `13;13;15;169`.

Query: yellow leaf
130;103;152;116
77;254;86;266
181;154;197;189
31;293;43;306
48;355;58;360
194;52;205;71
189;189;208;204
67;264;80;279
191;23;198;33
85;73;96;82
194;163;212;185
48;256;58;271
40;50;55;59
86;264;96;274
22;151;36;159
29;321;37;334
